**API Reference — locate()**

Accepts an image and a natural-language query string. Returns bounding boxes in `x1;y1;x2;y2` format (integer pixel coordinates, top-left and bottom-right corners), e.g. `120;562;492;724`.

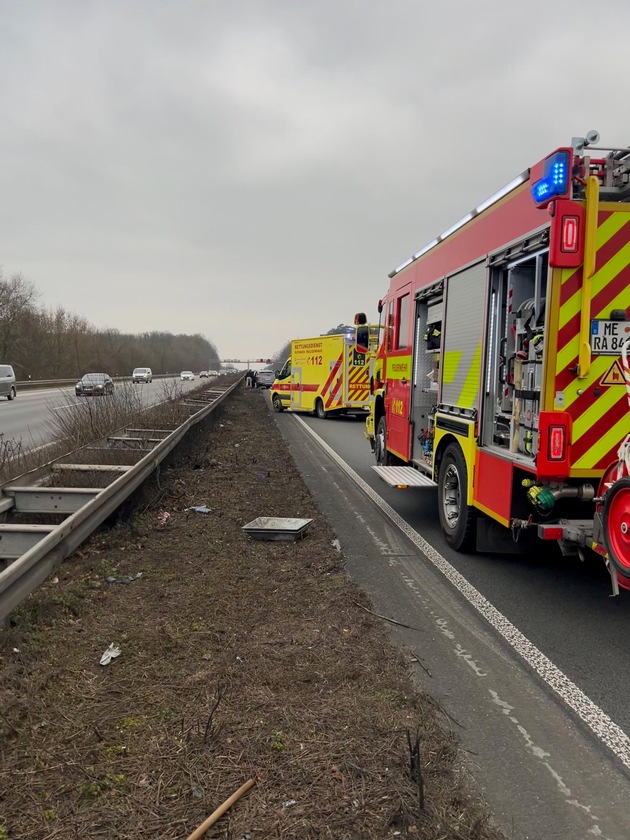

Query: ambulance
355;132;630;592
271;332;370;419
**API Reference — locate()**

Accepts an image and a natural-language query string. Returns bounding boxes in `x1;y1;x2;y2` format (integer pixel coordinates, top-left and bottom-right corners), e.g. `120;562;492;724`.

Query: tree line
0;271;221;380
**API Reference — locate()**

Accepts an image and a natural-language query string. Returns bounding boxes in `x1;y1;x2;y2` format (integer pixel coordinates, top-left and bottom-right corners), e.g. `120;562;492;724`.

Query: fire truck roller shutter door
441;261;487;410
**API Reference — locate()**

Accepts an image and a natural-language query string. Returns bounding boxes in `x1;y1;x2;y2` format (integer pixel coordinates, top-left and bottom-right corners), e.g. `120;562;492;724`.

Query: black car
75;373;115;396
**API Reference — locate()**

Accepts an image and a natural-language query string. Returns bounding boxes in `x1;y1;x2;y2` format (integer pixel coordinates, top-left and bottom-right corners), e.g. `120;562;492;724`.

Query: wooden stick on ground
185;778;256;840
353;600;424;633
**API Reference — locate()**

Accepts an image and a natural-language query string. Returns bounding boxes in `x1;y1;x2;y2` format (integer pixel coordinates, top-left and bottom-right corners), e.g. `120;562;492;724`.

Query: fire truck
356;132;630;592
271;332;370;418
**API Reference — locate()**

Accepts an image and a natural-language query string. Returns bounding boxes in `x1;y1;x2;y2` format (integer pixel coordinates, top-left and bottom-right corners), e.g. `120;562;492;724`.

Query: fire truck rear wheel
602;477;630;580
438;443;476;551
272;394;284;413
315;398;327;419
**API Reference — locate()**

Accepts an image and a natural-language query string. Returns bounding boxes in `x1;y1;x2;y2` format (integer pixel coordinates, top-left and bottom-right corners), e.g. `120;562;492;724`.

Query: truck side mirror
355;326;369;351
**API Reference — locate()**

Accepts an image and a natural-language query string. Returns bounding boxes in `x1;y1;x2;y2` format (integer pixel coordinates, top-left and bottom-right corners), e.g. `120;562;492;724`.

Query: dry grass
0;387;507;839
0;377;240;486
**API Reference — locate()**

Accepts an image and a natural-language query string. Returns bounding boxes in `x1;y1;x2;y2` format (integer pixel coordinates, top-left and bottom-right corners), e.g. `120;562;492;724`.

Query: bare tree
0;271;39;363
0;268;224;378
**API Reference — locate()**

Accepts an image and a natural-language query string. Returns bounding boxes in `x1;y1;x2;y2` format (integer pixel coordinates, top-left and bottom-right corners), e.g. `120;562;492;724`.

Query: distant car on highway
75;373;114;397
199;371;209;378
256;369;276;389
0;364;16;401
180;371;195;381
132;367;152;383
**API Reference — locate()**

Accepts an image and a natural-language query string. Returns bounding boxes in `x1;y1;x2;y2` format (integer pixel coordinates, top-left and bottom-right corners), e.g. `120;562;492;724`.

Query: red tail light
549;200;585;268
537;411;572;479
538;525;565;541
561;216;579;253
548;425;567;460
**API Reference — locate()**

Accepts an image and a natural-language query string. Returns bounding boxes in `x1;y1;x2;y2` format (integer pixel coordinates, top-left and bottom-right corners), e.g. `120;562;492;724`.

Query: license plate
590;319;630;355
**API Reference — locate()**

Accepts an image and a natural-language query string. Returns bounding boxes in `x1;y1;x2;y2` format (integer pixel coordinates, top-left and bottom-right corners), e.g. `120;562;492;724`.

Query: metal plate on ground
242;516;313;541
372;466;436;488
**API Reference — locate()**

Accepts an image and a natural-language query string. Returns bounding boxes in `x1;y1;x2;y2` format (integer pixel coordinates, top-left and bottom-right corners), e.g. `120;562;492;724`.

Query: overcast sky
1;1;628;360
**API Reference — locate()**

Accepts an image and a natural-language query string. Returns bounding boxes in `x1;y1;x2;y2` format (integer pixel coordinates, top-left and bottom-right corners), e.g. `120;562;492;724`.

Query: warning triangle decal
600;358;625;386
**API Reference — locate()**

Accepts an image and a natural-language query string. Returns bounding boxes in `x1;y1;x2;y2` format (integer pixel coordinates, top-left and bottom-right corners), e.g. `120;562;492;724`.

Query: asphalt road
268;399;630;840
0;377;204;449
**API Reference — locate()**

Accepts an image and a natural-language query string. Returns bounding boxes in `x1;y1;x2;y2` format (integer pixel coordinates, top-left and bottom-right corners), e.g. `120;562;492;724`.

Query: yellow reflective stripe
560;355;611;408
573;402;630;469
559;231;630;331
597;286;630;318
557;334;578;373
577;177;599;378
571;385;622;440
557;246;630;374
543;267;563;410
458;342;481;408
442;351;461;384
557;268;579;332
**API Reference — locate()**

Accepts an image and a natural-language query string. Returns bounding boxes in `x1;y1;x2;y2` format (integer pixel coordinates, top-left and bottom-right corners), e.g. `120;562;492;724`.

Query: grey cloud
1;0;628;357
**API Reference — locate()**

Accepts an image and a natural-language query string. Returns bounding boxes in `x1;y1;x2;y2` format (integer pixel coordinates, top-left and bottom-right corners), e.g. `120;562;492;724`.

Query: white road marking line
294;415;630;771
51;403;82;412
403;571;614;838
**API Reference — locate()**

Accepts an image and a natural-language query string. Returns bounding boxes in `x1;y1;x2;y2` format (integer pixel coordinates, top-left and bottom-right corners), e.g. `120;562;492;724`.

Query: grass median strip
0;387;507;839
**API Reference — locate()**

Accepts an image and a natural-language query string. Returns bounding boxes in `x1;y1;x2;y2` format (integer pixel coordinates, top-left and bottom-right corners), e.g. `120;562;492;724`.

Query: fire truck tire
272;394;284;413
315;398;327;419
438;443;476;551
375;416;389;466
601;477;630;579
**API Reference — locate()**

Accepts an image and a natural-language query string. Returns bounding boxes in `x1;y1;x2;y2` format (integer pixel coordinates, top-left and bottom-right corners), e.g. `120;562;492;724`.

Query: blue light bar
530;150;571;207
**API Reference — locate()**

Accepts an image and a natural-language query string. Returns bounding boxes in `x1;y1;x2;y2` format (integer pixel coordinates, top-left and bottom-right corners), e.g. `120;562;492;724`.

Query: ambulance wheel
272;394;284;413
315;398;327;419
438;443;476;551
375;416;389;466
602;477;630;580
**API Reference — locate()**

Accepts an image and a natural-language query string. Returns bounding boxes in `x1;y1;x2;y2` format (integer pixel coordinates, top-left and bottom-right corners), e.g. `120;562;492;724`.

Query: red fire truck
357;132;630;592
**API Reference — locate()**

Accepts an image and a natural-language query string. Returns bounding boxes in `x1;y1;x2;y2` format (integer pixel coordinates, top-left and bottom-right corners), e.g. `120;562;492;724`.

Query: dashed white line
294;415;630;771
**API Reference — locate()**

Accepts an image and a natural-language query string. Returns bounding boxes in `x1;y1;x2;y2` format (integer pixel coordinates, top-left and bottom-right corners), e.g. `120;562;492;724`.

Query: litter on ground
99;643;122;666
106;572;143;584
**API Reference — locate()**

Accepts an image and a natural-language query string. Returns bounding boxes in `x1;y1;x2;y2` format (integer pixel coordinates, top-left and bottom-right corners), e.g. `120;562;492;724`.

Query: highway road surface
0;377;204;449
269;398;630;840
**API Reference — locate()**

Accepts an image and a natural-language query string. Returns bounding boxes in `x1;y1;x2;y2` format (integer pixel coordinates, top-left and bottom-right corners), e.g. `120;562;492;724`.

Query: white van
132;367;152;383
0;365;16;400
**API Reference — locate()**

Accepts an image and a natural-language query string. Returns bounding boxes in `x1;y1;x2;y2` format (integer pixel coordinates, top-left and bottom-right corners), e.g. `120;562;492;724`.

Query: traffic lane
298;412;630;735
0;377;203;448
276;410;630;840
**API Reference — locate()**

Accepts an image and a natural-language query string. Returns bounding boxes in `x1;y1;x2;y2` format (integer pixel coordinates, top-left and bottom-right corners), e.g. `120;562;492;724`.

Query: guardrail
0;378;241;622
16;374;181;391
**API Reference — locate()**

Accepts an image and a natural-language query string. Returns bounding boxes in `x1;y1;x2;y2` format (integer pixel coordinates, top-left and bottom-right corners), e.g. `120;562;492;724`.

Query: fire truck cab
359;133;630;592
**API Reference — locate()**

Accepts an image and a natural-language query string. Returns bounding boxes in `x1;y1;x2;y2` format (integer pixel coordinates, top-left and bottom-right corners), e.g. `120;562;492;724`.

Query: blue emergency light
530;150;571;207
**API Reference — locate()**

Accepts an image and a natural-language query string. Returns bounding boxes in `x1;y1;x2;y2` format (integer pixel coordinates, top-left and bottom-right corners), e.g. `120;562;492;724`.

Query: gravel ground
0;386;508;839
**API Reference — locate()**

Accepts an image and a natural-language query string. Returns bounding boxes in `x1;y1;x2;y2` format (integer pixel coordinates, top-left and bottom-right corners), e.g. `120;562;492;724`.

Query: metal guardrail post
15;374;180;391
0;377;242;621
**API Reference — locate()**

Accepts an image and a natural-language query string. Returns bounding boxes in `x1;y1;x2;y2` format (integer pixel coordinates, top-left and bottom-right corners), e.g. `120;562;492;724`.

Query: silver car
132;367;152;383
0;365;16;400
255;369;276;389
